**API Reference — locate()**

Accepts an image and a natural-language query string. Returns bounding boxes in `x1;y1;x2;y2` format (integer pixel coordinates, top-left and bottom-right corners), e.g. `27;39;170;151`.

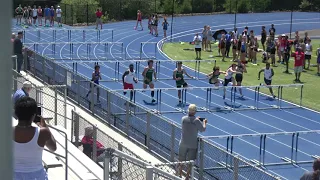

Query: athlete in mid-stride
207;66;226;89
223;64;237;99
173;61;194;104
122;64;138;102
142;60;157;103
134;10;143;30
86;63;102;103
258;62;276;98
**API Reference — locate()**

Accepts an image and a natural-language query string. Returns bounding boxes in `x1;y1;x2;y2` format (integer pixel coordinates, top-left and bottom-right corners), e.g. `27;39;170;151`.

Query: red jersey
137;12;142;20
292;51;305;67
96;11;102;18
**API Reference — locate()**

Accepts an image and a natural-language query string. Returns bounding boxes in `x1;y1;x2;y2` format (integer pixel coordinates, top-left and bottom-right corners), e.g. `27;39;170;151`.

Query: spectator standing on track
28;6;32;26
134;10;143;30
32;5;37;26
177;104;207;179
201;26;207;51
95;8;103;30
122;64;138;102
225;31;232;58
22;7;29;26
50;6;55;27
316;47;320;76
13;97;57;180
193;33;202;60
261;26;267;51
56;6;62;27
292;47;305;83
37;6;43;26
13;31;24;73
173;61;194;105
162;17;169;38
300;158;320;180
220;34;227;62
12;81;32;105
304;38;312;70
44;5;50;27
153;15;159;37
206;26;213;52
283;36;292;74
15;4;23;25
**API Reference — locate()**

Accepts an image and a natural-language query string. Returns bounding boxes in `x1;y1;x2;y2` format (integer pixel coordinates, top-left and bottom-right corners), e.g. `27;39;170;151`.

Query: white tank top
14;127;44;172
264;68;272;80
225;68;234;79
124;70;135;84
305;44;312;55
32;9;37;17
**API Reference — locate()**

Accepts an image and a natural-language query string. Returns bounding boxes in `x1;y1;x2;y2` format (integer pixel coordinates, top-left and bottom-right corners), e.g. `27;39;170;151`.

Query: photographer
178;104;207;179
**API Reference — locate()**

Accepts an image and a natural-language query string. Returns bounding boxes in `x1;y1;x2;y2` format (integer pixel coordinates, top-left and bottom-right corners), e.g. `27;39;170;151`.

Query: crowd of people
15;4;63;27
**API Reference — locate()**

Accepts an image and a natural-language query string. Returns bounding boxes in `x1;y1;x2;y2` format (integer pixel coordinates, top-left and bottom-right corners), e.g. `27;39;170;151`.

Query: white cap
23;81;32;88
282;34;286;36
12;33;16;36
188;104;197;113
57;5;60;7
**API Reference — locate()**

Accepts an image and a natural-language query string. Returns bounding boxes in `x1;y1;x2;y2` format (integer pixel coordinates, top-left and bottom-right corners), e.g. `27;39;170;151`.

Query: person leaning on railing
81;126;105;161
177;104;207;179
13;97;57;180
12;81;32;106
300;158;320;180
13;31;24;73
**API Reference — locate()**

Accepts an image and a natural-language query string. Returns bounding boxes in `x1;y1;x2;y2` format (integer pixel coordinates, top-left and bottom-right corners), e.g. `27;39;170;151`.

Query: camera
33;106;42;123
199;117;205;121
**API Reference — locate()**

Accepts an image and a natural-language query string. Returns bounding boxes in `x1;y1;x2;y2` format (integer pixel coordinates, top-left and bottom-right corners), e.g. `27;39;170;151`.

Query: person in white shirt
258;63;276;98
193;33;202;60
13;97;57;180
56;5;62;27
304;38;312;70
122;64;138;102
32;5;37;26
223;64;237;99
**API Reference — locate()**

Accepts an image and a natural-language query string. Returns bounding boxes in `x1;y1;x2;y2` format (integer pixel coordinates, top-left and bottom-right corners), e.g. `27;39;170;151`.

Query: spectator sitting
300;158;320;180
81;126;105;161
13;97;57;180
177;104;207;179
13;81;32;105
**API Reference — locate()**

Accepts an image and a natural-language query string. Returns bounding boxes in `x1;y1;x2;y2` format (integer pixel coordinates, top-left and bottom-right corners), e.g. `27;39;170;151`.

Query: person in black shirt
269;24;276;35
283;36;292;74
13;32;24;73
261;26;267;51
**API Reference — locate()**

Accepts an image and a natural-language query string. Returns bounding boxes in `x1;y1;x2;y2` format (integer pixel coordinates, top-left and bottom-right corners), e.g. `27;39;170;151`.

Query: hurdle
110;86;232;114
20;29;114;43
140;42;157;60
202;129;320;168
23;42;123;60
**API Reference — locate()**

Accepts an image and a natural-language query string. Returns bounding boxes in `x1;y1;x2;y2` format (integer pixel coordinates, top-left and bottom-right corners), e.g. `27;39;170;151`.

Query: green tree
299;0;312;11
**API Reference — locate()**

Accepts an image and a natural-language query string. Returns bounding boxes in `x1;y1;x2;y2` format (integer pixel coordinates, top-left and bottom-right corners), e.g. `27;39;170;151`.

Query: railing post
71;110;75;142
23;50;28;72
54;87;58;125
190;161;195;180
104;151;111;180
199;138;204;180
117;143;123;177
146;112;151;148
64;86;67;129
92;125;97;162
52;62;56;85
76;75;80;105
125;100;130;135
90;82;94;113
233;155;239;180
146;166;154;180
300;85;303;107
170;123;175;162
74;111;80;147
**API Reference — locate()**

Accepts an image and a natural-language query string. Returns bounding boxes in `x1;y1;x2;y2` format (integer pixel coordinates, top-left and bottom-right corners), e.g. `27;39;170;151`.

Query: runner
32;5;37;26
291;47;305;83
44;5;50;27
261;26;267;51
50;6;55;27
162;17;169;38
207;66;226;88
95;8;103;30
304;38;312;70
223;64;237;100
37;6;43;26
235;60;247;98
15;4;23;25
134;10;143;30
86;64;102;103
56;5;62;27
122;64;138;102
258;63;276;98
317;47;320;76
142;60;157;103
173;61;194;104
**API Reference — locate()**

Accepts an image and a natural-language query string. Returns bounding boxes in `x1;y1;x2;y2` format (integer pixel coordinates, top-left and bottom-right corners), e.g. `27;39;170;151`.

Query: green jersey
144;68;154;84
175;69;185;85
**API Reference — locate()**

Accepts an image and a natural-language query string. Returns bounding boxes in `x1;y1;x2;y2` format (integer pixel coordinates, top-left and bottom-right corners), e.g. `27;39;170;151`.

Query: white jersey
225;67;235;79
56;9;62;17
32;9;37;17
264;68;272;80
305;43;312;55
124;70;136;84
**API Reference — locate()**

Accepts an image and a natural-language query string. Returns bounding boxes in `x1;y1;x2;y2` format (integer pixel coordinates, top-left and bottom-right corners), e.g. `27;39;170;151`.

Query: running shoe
151;99;156;103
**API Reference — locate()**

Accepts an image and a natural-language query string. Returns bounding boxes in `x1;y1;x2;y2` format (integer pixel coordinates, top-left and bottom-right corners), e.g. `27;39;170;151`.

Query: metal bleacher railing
22;49;289;179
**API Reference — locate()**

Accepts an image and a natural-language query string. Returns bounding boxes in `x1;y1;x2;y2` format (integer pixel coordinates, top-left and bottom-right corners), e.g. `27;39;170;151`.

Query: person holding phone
13;97;57;180
178;104;207;179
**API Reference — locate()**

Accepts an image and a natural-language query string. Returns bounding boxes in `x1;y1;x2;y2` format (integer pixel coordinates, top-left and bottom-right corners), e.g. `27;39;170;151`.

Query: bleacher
12;68;186;180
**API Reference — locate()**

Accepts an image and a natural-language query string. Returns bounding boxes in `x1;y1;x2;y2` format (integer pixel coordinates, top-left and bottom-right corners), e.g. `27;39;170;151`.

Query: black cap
18;31;23;35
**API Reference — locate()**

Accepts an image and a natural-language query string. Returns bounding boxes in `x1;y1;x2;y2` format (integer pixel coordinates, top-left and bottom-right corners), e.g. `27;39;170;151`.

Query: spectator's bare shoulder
39;127;51;139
